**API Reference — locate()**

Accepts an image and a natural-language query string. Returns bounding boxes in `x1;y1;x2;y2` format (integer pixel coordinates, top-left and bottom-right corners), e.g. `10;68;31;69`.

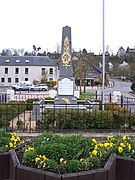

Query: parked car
12;81;31;90
29;84;48;91
13;83;33;91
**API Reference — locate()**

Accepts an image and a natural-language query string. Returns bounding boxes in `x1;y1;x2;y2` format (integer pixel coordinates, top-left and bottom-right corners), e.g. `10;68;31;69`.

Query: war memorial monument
55;26;77;105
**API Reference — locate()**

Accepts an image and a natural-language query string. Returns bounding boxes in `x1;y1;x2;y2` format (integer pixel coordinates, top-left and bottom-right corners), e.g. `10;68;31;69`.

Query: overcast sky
0;0;135;55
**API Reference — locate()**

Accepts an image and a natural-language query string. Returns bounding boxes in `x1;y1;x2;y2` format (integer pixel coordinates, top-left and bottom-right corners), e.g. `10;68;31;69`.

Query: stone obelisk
55;26;77;104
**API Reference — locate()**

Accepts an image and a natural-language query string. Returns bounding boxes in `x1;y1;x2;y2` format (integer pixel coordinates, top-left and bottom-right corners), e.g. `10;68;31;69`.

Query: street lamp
102;0;105;110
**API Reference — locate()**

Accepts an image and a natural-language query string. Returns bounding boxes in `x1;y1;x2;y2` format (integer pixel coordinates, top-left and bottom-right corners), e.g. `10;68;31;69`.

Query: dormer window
16;60;20;63
25;59;29;63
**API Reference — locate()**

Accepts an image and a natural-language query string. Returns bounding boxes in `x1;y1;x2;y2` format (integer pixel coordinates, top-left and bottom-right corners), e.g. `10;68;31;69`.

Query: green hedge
36;109;135;130
0;101;25;128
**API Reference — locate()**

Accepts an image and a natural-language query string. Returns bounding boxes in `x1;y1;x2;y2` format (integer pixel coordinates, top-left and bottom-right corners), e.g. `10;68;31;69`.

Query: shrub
26;98;39;110
0;101;25;128
38;108;132;130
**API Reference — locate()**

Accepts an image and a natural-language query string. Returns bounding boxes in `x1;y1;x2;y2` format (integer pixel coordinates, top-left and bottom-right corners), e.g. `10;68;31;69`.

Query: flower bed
9;133;135;180
0;130;24;179
0;131;134;180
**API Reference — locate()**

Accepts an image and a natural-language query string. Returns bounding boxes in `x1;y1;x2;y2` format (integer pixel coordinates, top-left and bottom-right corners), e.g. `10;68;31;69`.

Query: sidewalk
16;130;135;139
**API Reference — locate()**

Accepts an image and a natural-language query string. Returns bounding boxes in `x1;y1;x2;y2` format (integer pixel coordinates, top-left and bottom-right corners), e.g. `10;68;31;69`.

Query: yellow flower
80;158;84;161
11;136;15;141
92;149;97;156
92;139;97;144
107;136;113;140
28;147;34;152
20;140;24;144
35;157;40;163
60;158;64;163
128;144;131;152
104;142;109;148
43;162;46;168
9;142;13;148
12;132;16;136
63;160;67;164
120;143;125;147
109;143;113;147
94;145;98;149
43;155;48;161
25;149;28;153
118;146;123;153
5;145;8;148
122;136;126;141
14;141;16;145
39;155;42;158
99;143;103;147
100;152;103;157
16;137;20;141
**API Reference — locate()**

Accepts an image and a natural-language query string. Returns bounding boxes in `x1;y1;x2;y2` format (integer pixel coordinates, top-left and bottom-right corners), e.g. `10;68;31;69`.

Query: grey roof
0;56;59;66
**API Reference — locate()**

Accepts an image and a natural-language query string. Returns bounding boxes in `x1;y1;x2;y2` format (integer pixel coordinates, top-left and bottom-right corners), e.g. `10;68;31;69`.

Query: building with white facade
117;46;126;57
0;56;59;86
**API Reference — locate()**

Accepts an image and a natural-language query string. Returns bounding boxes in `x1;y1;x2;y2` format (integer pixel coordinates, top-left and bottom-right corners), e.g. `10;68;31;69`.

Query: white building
117;46;126;57
0;56;59;86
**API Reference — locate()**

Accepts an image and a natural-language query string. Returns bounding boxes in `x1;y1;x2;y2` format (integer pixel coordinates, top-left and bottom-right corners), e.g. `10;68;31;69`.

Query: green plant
26;98;39;110
0;130;24;152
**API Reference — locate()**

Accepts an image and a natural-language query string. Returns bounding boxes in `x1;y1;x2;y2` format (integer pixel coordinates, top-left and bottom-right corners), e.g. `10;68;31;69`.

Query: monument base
55;95;77;105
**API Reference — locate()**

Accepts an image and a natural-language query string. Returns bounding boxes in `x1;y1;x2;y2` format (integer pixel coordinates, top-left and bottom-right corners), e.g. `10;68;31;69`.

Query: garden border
9;150;117;180
1;147;135;180
0;152;10;179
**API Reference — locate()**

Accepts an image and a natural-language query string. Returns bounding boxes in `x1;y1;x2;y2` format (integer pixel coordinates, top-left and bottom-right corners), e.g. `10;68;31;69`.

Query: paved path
16;131;135;139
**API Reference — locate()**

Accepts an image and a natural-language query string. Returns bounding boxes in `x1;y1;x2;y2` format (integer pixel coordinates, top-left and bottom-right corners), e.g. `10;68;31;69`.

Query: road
0;80;134;101
87;80;132;97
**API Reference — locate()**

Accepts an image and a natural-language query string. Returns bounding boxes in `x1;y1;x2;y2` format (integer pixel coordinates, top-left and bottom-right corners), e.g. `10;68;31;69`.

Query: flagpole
102;0;105;110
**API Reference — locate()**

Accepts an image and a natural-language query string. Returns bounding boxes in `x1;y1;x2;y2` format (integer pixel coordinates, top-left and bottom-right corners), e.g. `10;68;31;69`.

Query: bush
0;101;25;128
37;108;133;130
26;98;39;110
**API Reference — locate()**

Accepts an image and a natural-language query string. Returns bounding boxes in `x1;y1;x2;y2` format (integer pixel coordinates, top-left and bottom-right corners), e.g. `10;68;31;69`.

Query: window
25;68;29;74
16;60;20;63
41;68;45;76
15;78;19;83
25;59;29;63
5;68;8;74
1;78;5;83
15;68;19;74
8;78;11;83
5;59;10;63
25;78;28;81
49;68;53;74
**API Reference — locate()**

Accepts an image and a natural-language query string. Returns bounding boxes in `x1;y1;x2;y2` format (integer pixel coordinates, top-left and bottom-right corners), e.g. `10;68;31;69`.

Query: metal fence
0;102;135;133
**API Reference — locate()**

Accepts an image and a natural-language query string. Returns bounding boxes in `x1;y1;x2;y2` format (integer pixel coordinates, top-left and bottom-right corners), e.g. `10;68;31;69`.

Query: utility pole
102;0;105;110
